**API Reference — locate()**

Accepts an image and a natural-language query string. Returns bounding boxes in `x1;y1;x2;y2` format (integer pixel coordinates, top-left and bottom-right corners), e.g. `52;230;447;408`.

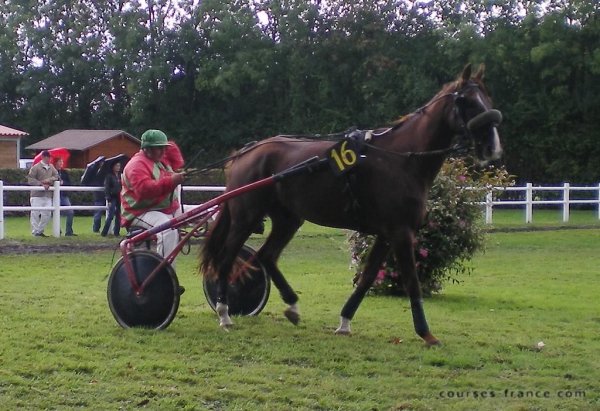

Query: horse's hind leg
215;207;264;329
337;236;390;335
392;229;440;346
257;209;303;324
215;230;252;328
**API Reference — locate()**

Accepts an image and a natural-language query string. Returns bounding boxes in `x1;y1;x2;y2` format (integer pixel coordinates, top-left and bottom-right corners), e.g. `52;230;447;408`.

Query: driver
120;129;186;262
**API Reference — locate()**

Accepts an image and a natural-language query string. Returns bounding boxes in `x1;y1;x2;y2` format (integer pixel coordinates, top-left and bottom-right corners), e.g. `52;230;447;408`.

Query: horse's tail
201;204;231;281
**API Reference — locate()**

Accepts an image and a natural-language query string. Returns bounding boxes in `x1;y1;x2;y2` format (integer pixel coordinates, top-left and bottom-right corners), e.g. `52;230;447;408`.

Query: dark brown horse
201;64;502;345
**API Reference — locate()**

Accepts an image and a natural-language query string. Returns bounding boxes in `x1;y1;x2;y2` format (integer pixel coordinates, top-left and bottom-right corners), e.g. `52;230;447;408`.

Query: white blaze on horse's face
488;128;502;161
470;88;503;164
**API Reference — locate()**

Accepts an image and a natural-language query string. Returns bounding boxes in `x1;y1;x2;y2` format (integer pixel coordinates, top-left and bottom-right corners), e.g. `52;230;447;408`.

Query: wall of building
0;139;18;168
70;135;140;168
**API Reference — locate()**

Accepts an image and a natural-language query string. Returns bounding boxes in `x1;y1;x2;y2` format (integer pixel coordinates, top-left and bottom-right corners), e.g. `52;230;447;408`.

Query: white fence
483;183;600;224
0;181;225;239
1;181;599;239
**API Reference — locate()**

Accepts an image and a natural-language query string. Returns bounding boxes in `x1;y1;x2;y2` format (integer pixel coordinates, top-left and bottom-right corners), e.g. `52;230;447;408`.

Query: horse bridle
450;83;503;155
364;82;502;158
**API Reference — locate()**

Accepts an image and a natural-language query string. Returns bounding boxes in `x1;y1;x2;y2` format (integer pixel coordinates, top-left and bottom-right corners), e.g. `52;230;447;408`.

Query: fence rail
0;181;226;239
482;183;600;224
1;181;599;239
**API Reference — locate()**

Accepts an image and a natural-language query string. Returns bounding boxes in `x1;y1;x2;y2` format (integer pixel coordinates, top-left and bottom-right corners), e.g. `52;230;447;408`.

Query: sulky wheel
203;244;270;316
107;250;180;330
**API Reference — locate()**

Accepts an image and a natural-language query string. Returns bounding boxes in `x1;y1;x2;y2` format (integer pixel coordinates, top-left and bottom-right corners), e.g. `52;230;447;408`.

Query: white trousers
30;197;52;235
131;205;195;267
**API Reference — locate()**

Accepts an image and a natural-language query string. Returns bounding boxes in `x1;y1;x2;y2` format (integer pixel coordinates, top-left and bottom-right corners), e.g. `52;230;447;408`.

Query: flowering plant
348;158;513;296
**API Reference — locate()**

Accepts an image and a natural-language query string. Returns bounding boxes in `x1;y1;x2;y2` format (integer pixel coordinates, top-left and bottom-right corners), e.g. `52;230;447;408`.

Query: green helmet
141;129;169;148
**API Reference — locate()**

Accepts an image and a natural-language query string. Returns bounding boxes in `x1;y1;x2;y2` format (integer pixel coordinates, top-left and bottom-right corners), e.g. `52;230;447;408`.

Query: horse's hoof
423;334;441;347
334;328;352;336
284;309;300;325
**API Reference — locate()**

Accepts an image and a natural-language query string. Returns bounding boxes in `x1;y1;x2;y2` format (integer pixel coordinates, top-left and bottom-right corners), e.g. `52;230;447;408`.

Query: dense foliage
348;158;514;296
0;1;599;182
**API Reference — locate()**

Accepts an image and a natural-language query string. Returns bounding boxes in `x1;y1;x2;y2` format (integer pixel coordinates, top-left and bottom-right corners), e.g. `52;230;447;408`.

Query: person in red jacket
120;129;186;261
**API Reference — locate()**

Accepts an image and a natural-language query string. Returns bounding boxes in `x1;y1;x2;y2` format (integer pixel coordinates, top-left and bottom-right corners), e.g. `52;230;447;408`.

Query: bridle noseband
418;83;503;157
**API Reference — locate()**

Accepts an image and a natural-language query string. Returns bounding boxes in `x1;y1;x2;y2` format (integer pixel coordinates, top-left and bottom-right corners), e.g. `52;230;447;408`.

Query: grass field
2;208;600;241
0;215;599;410
487;208;600;229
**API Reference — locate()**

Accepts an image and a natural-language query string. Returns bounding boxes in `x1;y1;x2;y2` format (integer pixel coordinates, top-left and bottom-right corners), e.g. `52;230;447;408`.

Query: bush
348;158;514;296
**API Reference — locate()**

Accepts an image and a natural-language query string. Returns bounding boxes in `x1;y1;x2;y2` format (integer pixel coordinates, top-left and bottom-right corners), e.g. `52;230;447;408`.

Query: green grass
1;215;117;244
488;208;600;229
0;218;599;410
2;209;599;242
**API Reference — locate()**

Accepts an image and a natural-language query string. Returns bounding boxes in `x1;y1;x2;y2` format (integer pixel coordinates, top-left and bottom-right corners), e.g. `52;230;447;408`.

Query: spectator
27;150;59;237
92;189;105;233
101;162;122;237
54;158;77;236
120;129;186;262
81;156;106;233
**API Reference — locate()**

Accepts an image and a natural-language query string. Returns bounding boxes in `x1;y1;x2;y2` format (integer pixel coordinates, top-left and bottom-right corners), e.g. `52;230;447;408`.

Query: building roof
0;125;29;138
26;129;140;151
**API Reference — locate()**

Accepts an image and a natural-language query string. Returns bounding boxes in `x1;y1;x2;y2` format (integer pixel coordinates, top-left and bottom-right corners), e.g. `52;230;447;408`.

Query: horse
201;64;503;346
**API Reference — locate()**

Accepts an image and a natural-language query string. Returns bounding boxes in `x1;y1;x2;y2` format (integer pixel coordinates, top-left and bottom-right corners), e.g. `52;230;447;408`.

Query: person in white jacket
27;150;59;237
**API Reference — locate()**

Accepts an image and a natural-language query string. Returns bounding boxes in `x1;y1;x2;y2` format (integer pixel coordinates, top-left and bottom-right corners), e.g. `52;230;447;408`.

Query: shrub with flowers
348;158;513;296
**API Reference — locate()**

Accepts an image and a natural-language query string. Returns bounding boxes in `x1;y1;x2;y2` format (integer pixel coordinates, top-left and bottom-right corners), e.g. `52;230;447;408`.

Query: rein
188;82;496;174
361;84;482;159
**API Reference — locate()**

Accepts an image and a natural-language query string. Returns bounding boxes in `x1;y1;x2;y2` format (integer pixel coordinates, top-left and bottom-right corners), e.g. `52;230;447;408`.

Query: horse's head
451;64;503;165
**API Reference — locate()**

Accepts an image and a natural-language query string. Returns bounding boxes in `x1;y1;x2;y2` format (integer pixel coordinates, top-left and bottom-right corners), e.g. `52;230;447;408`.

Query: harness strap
342;172;366;232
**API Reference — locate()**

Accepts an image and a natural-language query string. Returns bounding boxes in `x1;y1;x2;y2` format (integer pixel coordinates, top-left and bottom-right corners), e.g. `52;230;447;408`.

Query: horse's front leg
393;230;440;346
257;210;302;325
337;237;389;335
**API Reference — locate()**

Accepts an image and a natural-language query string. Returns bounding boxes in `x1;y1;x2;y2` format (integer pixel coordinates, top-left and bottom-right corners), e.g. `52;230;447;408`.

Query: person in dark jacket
101;162;122;236
55;158;76;236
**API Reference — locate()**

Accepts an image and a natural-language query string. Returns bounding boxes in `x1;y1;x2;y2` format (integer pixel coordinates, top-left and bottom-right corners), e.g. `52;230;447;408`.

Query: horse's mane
390;73;487;128
391;113;416;127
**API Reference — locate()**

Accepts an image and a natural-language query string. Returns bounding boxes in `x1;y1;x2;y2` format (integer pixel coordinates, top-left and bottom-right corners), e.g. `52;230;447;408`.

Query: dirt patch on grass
0;238;203;255
0;240;117;255
2;225;596;255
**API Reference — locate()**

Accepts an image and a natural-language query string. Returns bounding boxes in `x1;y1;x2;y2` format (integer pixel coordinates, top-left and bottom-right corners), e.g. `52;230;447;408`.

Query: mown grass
2;208;599;242
487;208;600;229
0;216;599;410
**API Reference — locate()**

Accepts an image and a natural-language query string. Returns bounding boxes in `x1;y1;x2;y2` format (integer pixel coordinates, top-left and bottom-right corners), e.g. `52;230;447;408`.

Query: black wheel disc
108;250;180;329
203;245;270;316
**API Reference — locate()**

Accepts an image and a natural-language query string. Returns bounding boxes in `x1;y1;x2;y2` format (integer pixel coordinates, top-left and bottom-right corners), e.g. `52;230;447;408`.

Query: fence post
0;180;4;240
525;183;533;223
562;182;570;223
598;183;600;220
485;190;493;224
52;181;61;237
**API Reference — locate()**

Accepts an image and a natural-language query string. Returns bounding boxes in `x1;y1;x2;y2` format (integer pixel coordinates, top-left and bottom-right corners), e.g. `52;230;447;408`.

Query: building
26;129;140;168
0;125;29;168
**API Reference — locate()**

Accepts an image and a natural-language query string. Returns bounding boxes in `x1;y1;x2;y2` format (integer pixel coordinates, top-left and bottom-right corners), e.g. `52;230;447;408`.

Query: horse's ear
474;64;485;81
460;63;472;83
